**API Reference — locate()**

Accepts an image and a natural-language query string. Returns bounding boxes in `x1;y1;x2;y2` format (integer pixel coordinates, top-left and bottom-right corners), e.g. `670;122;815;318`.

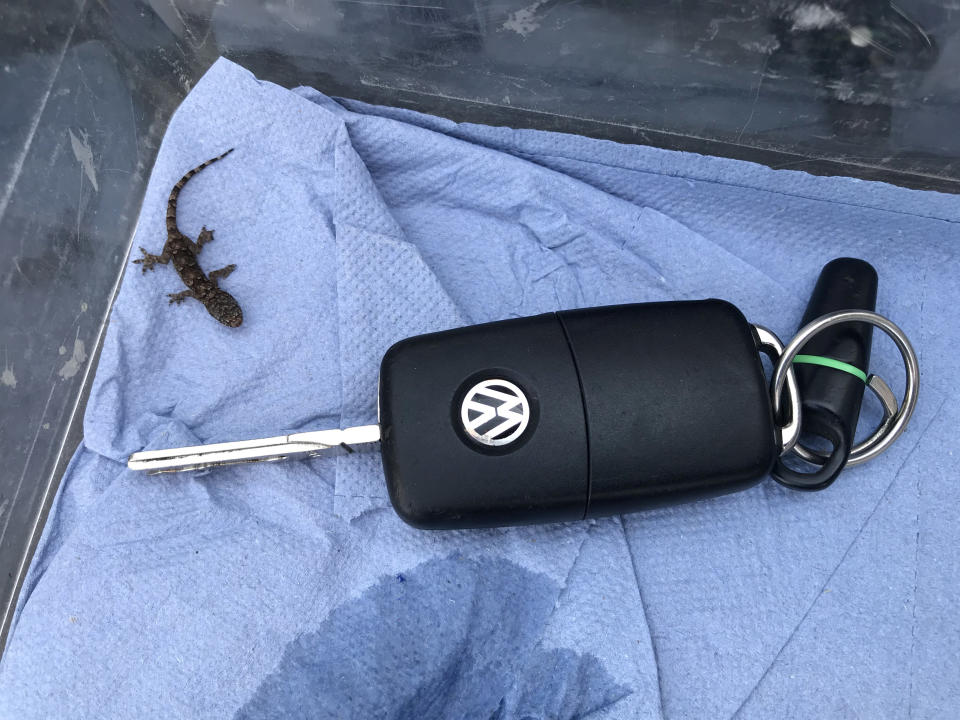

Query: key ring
771;310;919;467
753;325;802;455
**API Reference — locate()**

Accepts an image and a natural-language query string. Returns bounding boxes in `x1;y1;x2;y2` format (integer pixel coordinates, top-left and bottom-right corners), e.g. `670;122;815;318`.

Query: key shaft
127;424;380;474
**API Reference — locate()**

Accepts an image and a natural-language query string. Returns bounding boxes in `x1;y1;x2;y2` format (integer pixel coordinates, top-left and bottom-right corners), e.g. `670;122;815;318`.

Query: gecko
133;149;243;327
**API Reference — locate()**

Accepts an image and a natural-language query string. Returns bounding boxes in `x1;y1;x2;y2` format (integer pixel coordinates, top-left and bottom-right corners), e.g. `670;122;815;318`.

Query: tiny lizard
133;149;243;327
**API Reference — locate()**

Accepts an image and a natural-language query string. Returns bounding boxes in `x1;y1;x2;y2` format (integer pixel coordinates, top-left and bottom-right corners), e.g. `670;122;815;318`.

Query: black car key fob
128;259;917;529
378;300;780;529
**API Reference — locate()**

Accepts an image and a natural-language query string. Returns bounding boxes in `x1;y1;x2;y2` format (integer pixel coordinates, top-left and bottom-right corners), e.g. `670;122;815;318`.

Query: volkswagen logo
460;379;530;447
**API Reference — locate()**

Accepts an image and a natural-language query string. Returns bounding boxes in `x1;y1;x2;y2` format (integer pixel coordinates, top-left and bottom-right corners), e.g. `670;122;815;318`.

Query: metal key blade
127;424;380;474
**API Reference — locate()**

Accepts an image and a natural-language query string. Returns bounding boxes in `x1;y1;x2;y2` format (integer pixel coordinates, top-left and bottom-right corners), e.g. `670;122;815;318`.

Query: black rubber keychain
771;258;920;490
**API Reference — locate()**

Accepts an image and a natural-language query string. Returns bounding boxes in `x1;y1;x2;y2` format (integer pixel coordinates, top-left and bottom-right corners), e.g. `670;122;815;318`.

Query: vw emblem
460;379;530;447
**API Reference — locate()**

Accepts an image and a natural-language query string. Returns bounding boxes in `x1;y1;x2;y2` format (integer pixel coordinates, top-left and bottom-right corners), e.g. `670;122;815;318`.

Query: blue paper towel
1;58;957;719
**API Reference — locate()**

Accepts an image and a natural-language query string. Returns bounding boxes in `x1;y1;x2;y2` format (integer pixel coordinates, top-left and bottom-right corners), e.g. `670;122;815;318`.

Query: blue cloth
2;57;958;719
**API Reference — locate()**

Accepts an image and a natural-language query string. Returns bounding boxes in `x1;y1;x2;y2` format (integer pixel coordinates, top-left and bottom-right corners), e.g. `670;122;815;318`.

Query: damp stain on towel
235;556;630;719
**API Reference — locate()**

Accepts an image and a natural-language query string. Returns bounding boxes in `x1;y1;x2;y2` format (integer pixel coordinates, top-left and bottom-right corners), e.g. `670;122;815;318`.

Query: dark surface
560;301;777;517
2;0;959;648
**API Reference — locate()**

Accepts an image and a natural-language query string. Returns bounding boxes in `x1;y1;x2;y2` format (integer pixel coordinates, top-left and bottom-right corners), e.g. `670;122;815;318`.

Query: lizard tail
165;148;234;235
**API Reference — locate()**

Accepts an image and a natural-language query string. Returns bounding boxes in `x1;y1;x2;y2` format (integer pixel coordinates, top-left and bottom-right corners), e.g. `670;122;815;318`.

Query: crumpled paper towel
1;58;956;719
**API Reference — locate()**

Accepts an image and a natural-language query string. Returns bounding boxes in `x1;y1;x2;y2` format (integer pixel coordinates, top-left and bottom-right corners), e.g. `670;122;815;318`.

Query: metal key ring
753;325;802;455
772;310;919;467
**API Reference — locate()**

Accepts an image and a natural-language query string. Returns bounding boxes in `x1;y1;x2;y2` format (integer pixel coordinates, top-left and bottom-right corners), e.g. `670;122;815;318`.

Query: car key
129;278;917;529
130;299;803;528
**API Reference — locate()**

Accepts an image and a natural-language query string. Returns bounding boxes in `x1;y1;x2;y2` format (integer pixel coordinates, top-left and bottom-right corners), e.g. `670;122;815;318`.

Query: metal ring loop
753;325;801;455
772;310;919;467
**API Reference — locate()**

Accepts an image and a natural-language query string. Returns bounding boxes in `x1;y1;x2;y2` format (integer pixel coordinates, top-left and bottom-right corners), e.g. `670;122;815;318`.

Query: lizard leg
208;264;237;286
167;289;195;305
196;226;215;252
132;246;170;272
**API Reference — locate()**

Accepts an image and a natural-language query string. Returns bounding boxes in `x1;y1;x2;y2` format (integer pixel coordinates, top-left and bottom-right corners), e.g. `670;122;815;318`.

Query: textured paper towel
0;58;956;719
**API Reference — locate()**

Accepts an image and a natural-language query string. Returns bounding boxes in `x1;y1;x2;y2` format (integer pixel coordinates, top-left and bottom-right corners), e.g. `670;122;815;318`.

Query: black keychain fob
379;300;780;529
773;258;878;490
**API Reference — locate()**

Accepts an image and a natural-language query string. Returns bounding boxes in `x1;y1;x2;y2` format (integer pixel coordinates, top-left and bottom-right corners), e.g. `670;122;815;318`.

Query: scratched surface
1;0;960;651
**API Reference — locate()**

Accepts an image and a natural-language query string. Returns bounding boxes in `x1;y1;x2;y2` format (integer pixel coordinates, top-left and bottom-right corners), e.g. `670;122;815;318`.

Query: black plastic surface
379;313;588;529
772;258;878;490
560;301;778;517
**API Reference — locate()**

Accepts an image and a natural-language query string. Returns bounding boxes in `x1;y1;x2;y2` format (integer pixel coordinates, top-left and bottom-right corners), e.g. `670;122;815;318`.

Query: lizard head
207;289;243;328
